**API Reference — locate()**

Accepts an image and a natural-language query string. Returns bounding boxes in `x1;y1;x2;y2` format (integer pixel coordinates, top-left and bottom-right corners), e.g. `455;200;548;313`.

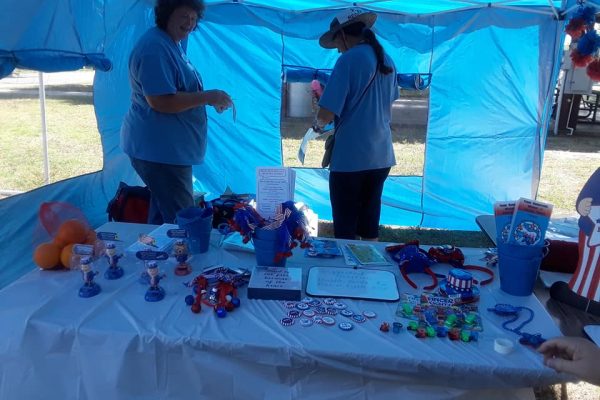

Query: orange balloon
55;219;88;246
60;243;75;269
33;242;62;270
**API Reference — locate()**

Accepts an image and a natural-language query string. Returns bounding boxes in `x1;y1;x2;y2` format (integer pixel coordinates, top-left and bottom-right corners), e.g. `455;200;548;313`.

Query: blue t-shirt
121;27;207;166
319;44;397;172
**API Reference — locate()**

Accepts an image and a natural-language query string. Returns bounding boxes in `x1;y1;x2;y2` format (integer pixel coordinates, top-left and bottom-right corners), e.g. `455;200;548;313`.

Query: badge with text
135;250;169;261
167;229;188;238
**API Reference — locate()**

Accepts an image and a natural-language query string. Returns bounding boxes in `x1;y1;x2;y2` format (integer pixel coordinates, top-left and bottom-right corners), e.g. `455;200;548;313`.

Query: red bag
540;239;579;273
106;182;151;223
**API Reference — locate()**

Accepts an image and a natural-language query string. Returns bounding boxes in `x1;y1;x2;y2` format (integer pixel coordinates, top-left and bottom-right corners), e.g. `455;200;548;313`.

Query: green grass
281;116;425;176
0;96;102;191
2;72;599;248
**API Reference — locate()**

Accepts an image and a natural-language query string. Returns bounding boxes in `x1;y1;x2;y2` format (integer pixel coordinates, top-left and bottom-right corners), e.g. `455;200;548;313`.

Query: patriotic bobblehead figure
551;168;600;315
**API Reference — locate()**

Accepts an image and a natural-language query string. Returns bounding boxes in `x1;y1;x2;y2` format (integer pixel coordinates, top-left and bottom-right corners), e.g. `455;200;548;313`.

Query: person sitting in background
538;336;600;386
121;0;232;224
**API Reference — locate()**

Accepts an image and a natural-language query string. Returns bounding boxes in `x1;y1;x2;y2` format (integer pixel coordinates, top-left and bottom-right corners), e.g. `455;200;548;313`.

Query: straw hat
319;8;377;49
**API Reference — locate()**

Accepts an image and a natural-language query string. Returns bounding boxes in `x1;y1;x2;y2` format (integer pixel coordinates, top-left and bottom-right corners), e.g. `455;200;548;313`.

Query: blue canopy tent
0;0;574;288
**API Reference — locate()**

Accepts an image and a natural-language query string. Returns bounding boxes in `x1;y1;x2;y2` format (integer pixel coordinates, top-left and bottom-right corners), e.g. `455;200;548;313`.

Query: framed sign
306;266;399;301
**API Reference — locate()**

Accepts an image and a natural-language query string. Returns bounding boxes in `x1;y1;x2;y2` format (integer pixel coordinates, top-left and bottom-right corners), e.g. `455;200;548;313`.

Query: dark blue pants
329;167;390;240
130;157;194;224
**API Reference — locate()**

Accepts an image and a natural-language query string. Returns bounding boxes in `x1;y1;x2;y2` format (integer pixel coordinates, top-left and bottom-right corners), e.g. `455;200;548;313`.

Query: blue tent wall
0;0;565;288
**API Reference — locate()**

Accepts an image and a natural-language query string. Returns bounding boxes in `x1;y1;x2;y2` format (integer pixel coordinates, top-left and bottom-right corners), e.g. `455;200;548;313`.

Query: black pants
130;157;194;225
329;167;390;240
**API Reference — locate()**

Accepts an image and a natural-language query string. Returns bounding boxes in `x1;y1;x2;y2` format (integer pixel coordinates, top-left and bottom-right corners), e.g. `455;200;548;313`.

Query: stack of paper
493;201;515;243
255;167;296;219
507;198;553;246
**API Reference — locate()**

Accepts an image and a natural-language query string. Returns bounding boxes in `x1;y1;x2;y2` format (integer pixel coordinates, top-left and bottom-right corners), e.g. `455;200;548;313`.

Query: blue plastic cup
252;226;287;267
253;226;281;241
253;238;287;267
176;207;213;254
497;242;544;296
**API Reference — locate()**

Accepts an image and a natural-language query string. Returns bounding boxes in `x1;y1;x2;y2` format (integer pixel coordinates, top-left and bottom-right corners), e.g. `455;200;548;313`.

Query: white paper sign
256;167;295;219
297;128;319;165
306;266;399;301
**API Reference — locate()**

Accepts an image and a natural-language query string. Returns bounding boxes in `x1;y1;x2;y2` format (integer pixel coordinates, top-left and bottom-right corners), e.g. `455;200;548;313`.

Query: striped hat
439;268;480;303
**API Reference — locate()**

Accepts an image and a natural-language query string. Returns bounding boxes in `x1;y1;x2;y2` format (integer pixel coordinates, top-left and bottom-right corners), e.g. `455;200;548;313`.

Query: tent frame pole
209;1;561;17
38;72;50;185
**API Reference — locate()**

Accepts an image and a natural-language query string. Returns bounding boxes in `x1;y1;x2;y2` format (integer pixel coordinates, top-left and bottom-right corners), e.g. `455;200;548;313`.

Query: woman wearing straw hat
314;8;397;240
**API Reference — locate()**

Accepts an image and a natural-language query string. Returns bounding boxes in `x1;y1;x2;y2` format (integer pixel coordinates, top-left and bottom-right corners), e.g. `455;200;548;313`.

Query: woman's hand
203;89;232;112
538;336;600;385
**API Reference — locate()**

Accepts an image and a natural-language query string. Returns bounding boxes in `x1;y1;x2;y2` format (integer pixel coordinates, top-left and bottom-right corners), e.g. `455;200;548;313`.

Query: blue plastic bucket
253;238;286;267
497;242;544;296
176;207;213;254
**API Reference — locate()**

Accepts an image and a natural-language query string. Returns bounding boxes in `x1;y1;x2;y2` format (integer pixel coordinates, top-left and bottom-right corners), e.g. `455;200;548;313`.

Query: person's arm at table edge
146;89;230;114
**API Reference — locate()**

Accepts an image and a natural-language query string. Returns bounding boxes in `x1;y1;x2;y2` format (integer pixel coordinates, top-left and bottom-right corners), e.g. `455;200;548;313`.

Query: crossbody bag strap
334;67;378;133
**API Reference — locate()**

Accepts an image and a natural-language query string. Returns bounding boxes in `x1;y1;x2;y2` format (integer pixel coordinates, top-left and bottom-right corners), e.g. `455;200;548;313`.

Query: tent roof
204;0;564;15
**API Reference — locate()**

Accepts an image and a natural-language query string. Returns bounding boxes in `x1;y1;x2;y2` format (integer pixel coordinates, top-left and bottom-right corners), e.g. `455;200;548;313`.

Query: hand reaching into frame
538;336;600;385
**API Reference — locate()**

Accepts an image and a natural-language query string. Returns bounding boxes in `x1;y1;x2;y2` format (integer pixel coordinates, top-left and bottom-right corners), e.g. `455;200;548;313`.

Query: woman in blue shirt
315;9;397;240
121;0;232;224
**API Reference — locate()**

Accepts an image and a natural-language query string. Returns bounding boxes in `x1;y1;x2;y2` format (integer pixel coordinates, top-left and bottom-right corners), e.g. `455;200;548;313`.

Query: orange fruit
55;219;88;246
33;242;62;269
84;230;97;245
60;243;75;269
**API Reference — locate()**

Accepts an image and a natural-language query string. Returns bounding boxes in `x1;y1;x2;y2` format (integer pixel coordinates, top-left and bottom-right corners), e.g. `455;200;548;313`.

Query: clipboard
306;266;399;301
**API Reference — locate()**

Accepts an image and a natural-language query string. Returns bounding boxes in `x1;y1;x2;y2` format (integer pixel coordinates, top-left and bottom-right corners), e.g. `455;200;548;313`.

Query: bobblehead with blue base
78;256;101;298
144;260;166;302
103;242;124;280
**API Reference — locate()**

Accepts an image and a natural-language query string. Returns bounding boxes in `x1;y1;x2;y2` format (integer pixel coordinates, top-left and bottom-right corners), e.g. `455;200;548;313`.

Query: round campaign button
301;297;313;303
283;301;297;309
323;298;336;305
288;310;301;318
321;316;336;326
314;306;327;314
308;300;322;307
325;307;338;315
333;302;347;310
339;322;354;331
340;309;354;317
296;302;309;310
303;309;316;317
362;310;377;318
351;314;367;323
280;317;295;326
313;316;324;324
299;318;314;327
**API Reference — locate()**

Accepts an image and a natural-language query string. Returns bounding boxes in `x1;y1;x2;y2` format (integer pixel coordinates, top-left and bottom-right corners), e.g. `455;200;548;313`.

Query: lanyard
488;304;546;348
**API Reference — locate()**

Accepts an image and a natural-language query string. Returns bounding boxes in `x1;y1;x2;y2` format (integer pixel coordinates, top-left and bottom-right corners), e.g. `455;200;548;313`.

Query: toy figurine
78;256;101;298
173;239;192;276
144;261;166;302
104;242;124;280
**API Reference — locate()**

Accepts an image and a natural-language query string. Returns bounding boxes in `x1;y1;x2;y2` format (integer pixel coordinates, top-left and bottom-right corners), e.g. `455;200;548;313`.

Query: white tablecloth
0;222;568;400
